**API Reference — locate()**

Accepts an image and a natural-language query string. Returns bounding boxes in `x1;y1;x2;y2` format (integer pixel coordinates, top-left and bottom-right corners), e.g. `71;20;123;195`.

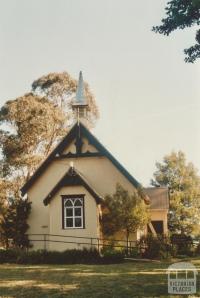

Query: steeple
72;71;88;123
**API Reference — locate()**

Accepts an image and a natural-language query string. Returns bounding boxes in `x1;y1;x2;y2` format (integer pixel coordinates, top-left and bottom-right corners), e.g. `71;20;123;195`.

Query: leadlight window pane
74;207;82;216
75;218;82;227
74;199;82;206
66;208;73;217
65;199;73;207
66;218;73;227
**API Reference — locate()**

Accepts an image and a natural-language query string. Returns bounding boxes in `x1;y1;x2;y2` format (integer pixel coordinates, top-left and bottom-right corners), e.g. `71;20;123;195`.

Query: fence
27;233;137;252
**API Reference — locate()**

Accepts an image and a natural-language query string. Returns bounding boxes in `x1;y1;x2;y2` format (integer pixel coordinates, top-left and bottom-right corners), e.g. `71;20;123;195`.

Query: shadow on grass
0;261;199;298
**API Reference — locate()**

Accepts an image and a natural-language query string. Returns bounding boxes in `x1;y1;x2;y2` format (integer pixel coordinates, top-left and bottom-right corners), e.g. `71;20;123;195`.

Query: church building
21;72;169;251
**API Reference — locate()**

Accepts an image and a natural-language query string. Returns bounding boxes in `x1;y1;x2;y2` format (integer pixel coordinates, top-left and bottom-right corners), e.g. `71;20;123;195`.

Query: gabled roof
145;187;169;210
21;121;141;196
43;166;103;206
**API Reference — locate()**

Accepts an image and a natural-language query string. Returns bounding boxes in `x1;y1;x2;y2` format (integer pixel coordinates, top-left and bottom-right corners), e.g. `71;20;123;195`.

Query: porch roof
145;187;169;210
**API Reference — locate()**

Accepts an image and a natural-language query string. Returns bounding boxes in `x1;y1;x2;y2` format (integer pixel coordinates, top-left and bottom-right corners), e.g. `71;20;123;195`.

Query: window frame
61;194;85;229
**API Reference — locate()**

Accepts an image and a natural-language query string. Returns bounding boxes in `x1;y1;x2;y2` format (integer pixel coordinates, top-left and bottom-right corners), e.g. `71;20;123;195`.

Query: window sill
62;227;85;230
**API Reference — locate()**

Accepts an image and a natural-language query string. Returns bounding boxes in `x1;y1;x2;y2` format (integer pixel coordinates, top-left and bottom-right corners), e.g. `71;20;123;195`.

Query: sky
0;0;200;186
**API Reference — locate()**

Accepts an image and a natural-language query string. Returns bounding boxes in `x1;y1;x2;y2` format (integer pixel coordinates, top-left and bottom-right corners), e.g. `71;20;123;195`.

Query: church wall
27;155;139;220
48;186;100;251
26;155;139;250
27;184;50;250
26;150;168;250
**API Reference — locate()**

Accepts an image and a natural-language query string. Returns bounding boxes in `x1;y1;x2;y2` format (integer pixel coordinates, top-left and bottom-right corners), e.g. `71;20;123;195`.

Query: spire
75;71;87;105
72;71;88;124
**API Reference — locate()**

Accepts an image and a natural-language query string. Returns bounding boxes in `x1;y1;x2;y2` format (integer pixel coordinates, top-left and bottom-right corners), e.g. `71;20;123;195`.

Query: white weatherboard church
21;72;169;251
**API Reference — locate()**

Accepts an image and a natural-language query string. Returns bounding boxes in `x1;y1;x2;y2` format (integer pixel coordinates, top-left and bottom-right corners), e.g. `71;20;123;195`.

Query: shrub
0;247;124;264
0;248;19;263
18;248;101;264
137;234;171;259
101;247;124;263
195;243;200;256
0;199;31;249
129;247;140;258
171;234;193;257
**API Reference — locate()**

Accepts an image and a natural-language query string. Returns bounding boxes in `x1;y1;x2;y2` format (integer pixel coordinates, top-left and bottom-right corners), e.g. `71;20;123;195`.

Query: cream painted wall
28;156;139;200
27;140;168;251
27;155;139;250
48;185;100;251
27;183;50;250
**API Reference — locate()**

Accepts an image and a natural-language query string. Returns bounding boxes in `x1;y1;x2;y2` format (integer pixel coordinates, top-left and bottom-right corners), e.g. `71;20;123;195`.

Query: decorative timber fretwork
54;151;103;159
57;123;101;158
43;166;103;206
75;127;83;154
21;121;142;197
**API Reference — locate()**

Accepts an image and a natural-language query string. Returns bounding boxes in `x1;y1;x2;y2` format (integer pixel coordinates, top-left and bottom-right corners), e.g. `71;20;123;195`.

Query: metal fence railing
27;233;137;252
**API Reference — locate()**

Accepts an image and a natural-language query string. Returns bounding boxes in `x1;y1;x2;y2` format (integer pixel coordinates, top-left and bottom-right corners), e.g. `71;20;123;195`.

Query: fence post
97;238;100;253
90;238;93;249
44;234;47;251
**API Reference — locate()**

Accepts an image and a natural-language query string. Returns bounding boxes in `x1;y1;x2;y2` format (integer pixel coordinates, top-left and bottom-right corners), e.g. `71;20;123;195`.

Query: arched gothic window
63;196;84;228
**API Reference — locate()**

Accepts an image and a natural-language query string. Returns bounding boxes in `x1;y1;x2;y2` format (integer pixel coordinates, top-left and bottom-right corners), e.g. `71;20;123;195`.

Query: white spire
75;71;87;105
72;71;88;124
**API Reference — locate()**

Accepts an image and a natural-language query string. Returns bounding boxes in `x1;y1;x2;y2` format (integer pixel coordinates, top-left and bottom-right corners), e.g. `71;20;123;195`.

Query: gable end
43;167;103;206
21;122;141;196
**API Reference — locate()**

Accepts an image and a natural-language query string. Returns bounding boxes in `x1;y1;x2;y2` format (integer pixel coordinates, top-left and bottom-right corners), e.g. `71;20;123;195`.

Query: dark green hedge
0;248;124;264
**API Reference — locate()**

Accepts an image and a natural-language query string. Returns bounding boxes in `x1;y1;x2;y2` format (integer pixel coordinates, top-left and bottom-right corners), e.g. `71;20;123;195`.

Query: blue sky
0;0;200;185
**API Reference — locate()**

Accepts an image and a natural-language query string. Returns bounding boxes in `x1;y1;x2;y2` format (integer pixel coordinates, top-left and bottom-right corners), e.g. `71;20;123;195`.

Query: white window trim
63;197;84;229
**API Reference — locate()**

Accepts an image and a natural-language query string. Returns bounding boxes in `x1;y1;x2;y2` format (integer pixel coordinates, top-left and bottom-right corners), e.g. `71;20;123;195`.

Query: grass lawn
0;258;200;298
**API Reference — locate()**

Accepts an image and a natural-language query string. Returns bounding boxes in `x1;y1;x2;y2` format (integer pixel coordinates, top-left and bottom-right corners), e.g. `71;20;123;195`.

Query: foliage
101;183;150;253
151;151;200;235
171;233;194;256
0;199;15;248
0;199;31;249
100;247;124;263
137;234;171;259
129;246;140;258
0;248;123;265
0;71;99;248
195;242;200;255
152;0;200;62
0;179;10;228
0;72;99;181
32;72;99;126
137;233;196;259
0;94;65;179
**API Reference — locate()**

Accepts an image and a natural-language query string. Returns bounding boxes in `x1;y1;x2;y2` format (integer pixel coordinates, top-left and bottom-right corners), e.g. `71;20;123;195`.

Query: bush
171;234;193;257
129;247;140;258
101;247;124;263
0;247;124;264
195;243;200;256
137;234;171;259
0;248;19;263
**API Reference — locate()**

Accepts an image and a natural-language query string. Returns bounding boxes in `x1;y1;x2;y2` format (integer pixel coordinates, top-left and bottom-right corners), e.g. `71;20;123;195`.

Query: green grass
0;258;200;298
